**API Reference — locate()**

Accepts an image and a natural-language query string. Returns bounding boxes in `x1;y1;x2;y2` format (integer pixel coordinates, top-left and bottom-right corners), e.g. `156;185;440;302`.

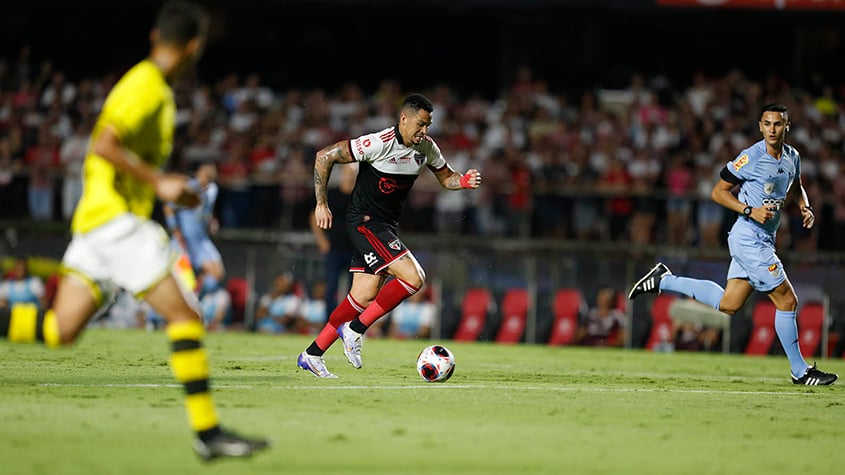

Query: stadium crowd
2;48;845;252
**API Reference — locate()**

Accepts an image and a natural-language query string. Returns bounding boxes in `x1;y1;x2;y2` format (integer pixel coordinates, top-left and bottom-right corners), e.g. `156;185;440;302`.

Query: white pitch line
35;382;832;396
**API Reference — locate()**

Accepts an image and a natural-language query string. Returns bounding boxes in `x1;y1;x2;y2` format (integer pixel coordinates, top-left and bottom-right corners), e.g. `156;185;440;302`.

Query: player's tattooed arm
314;140;355;205
432;165;482;190
444;172;464;190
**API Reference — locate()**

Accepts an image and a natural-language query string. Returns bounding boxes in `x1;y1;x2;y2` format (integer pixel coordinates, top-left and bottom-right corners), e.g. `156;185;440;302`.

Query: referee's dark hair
402;93;434;114
155;1;209;45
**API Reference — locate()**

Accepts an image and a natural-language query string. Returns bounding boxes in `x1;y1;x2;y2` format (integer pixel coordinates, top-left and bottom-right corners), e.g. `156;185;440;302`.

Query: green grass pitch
1;329;843;475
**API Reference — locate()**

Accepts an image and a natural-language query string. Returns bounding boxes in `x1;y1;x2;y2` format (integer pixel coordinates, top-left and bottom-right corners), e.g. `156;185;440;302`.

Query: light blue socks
774;310;809;378
659;275;725;310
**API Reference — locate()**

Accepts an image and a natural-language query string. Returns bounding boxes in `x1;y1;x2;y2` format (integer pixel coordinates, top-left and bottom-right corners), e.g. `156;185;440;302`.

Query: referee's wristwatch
742;206;753;217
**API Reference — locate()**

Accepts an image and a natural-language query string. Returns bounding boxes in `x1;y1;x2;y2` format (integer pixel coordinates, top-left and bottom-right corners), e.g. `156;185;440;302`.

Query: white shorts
62;214;176;296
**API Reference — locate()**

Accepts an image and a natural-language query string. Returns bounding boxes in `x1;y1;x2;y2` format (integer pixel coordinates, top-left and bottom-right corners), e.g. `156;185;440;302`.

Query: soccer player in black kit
298;93;482;378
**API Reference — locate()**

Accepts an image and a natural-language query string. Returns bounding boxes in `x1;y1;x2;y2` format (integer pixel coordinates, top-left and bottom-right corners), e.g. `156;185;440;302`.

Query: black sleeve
720;166;743;185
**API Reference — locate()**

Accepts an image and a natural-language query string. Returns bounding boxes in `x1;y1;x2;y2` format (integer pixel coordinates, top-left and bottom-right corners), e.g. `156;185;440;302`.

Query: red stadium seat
453;288;493;342
645;294;676;351
226;277;250;325
495;288;529;344
745;300;776;356
797;302;824;358
548;288;584;346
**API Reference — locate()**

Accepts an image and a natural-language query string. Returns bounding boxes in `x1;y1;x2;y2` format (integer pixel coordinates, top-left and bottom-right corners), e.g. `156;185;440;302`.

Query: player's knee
352;289;379;306
403;271;425;291
778;294;798;312
718;303;740;316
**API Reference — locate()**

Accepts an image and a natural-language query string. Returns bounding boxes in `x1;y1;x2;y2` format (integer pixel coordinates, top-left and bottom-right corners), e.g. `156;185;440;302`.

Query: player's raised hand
156;174;201;208
314;203;333;230
460;169;482;189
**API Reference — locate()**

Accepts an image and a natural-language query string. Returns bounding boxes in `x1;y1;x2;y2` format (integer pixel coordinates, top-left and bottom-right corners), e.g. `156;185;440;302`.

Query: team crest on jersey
387;239;401;251
378;177;398;194
413;152;425;166
764;182;775;195
767;263;782;278
733;154;749;172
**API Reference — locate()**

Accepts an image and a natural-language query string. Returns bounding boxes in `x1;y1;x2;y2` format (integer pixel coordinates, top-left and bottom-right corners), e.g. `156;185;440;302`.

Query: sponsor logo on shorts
733;154;749;171
364;252;378;266
767;263;782;278
388;239;401;251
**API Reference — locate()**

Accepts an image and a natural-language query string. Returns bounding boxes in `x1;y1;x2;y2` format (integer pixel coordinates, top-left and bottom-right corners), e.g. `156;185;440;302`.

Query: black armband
720;166;743;185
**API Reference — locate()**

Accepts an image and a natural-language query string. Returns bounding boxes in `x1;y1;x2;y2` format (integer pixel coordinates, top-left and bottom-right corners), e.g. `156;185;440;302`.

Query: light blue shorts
185;238;222;270
726;226;786;292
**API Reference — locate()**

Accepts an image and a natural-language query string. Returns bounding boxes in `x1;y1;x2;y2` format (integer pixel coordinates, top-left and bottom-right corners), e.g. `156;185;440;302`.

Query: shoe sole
628;262;668;300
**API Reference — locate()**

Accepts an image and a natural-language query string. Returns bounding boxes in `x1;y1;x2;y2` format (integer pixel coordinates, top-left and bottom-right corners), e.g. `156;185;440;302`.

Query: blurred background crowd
2;50;845;251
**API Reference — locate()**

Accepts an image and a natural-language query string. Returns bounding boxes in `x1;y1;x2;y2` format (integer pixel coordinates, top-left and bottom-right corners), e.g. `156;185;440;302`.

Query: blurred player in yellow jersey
0;1;268;460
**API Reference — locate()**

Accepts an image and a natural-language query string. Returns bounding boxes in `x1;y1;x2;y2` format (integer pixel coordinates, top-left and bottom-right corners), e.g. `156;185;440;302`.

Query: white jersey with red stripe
346;125;448;226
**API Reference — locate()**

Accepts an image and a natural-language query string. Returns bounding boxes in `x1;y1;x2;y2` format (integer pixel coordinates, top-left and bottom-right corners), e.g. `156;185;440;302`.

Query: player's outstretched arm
432;166;482;191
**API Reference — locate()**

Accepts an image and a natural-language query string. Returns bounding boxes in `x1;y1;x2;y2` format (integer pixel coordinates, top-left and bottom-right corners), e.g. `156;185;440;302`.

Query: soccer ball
416;345;456;382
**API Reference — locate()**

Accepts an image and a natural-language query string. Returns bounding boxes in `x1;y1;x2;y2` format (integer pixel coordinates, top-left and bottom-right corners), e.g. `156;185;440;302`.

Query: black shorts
347;220;409;275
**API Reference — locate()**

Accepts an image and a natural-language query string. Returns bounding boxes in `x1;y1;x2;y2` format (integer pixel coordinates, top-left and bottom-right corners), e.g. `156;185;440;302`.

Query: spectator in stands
255;272;304;334
695;144;728;248
25;127;59;220
575;287;625;347
301;280;328;335
217;138;252;228
673;319;721;352
832;157;845;247
59;120;89;220
627;148;661;246
664;152;694;246
0;138;22;220
597;156;633;241
310;163;357;314
90;289;145;329
199;273;233;331
0;256;46;310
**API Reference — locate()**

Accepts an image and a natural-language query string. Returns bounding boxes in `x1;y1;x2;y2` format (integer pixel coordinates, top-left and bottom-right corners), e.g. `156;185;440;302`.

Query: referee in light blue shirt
629;103;837;386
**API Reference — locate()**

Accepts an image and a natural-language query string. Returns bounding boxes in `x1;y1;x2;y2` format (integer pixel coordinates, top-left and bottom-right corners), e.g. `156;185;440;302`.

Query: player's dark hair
760;103;788;117
155;1;209;45
402;93;434;114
